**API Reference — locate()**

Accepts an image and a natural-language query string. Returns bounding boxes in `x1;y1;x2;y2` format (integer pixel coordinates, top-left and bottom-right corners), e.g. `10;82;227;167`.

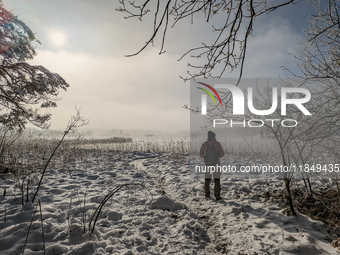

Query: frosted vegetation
0;128;340;254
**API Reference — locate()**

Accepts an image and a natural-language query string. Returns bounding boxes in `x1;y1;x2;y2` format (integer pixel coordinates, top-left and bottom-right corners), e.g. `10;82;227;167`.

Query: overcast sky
3;0;317;132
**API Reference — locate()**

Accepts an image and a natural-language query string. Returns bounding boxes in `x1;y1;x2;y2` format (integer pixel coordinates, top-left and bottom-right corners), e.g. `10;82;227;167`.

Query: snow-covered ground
0;148;338;254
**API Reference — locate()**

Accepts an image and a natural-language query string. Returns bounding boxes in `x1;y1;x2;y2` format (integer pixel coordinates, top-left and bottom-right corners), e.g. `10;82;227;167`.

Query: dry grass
267;185;340;232
0;136;189;177
297;188;340;229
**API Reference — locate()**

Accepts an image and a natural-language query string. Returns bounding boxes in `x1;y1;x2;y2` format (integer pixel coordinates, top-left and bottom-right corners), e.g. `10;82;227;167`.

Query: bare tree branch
117;0;299;80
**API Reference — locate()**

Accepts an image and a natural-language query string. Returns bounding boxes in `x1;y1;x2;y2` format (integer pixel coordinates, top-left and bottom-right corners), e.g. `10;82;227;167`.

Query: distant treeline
65;137;133;145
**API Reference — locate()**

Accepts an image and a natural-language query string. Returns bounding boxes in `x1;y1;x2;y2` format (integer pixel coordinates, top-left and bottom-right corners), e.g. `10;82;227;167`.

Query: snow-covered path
0;151;337;254
149;155;335;254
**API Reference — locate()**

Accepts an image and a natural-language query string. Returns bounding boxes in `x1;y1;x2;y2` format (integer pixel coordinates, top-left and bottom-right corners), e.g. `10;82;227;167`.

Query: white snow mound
150;196;187;211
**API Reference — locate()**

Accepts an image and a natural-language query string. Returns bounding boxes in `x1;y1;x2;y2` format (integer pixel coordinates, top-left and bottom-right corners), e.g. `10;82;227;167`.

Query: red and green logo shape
196;82;222;106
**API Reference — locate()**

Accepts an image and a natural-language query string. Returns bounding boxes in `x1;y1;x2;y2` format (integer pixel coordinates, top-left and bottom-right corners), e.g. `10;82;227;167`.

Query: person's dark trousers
214;179;221;200
204;178;221;200
204;178;211;197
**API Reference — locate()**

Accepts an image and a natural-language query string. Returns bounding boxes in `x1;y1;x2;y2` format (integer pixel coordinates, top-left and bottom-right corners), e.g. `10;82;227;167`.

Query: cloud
242;16;301;78
28;49;190;131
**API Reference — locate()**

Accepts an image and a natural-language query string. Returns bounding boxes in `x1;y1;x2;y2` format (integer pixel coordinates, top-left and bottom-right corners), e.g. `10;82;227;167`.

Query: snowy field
0;138;339;254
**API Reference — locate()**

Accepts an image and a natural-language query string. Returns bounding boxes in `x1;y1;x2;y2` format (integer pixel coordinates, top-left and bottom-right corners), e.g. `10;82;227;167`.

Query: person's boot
204;179;211;197
214;179;222;200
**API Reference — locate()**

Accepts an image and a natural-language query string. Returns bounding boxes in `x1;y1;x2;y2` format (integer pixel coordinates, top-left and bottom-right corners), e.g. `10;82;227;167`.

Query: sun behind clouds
50;31;66;47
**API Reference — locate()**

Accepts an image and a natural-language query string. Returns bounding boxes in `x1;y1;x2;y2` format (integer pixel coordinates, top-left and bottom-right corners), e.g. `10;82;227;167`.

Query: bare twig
89;183;149;234
23;202;39;255
83;186;88;234
31;108;88;203
118;0;298;80
38;199;46;255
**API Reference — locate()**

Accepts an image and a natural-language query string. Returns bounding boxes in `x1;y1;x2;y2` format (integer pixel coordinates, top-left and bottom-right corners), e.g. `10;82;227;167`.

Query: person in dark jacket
199;131;224;200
